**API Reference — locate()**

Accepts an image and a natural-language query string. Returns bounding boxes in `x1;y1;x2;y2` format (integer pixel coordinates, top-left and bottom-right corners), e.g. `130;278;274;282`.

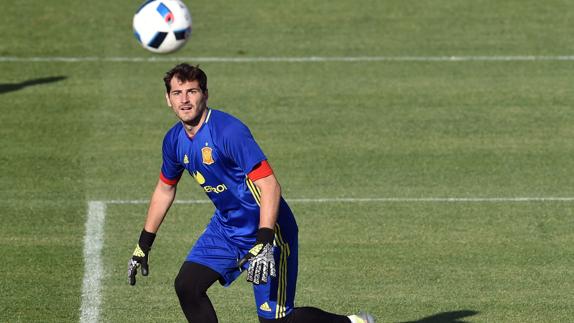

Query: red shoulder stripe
160;171;180;185
248;160;274;181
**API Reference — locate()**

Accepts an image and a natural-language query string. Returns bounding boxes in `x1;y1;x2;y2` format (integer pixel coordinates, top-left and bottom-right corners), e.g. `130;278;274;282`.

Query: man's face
165;78;208;126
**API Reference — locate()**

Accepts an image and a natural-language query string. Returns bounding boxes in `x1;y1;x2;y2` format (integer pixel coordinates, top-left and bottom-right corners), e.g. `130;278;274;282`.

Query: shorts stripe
274;223;290;318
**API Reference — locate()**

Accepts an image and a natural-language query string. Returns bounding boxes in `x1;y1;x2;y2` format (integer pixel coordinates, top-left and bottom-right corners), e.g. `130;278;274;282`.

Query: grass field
2;0;574;322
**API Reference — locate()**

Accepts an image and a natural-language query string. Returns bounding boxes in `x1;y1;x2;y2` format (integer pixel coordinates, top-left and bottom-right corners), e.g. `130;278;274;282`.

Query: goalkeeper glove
128;229;156;286
237;227;276;284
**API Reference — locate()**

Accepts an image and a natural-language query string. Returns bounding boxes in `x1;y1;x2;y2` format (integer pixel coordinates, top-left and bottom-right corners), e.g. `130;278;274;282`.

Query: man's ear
165;92;172;107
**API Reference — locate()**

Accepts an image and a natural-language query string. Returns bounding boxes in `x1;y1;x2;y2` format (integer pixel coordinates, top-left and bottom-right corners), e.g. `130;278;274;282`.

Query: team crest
183;154;189;164
201;146;214;165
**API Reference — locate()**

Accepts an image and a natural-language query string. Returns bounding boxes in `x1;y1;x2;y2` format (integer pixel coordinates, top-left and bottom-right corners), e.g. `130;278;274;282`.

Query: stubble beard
179;102;207;131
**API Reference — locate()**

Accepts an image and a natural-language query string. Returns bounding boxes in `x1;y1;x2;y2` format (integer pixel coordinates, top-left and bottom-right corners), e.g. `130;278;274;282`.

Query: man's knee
174;262;215;303
174;271;204;302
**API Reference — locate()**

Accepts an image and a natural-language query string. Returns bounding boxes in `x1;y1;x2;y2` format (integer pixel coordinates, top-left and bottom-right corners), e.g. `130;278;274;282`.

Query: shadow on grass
0;76;67;94
399;310;479;323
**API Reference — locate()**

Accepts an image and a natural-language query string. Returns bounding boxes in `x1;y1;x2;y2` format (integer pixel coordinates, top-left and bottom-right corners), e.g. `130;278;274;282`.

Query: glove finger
246;263;255;282
253;262;262;284
141;257;149;276
128;259;139;285
269;259;276;278
260;260;269;284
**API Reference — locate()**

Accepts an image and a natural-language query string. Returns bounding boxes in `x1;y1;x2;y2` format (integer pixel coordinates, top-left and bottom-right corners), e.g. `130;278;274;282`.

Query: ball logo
156;2;174;24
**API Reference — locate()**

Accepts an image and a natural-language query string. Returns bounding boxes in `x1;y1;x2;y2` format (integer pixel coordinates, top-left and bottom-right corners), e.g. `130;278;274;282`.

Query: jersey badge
183;154;189;164
201;146;214;165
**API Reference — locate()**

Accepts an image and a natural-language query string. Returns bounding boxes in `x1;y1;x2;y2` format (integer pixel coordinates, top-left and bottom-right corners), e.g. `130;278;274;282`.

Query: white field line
80;201;106;323
100;196;574;204
5;55;574;63
80;195;574;322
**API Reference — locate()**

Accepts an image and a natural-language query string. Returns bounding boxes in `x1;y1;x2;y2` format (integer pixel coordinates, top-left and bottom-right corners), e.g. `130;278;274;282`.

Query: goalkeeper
128;63;374;323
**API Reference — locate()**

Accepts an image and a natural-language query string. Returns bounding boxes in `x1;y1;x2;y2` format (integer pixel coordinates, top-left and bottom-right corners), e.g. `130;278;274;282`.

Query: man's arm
253;174;281;230
144;179;178;233
128;179;177;285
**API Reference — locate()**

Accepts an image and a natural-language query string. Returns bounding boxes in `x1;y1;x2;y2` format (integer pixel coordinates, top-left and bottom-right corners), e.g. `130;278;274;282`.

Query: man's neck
182;109;208;139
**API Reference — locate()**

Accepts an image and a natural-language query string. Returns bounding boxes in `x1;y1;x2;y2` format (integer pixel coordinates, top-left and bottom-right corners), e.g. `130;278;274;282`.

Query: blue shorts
186;220;299;319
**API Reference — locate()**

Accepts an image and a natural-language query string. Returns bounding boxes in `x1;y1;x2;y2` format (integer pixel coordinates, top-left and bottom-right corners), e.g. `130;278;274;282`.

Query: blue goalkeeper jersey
160;109;295;248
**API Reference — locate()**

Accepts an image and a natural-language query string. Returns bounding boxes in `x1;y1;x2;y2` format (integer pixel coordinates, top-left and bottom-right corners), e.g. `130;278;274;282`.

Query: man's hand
128;244;150;285
128;230;156;286
238;228;276;284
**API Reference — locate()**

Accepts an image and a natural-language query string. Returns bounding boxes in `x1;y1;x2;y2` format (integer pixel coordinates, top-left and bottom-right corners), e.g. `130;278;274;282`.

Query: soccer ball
133;0;192;54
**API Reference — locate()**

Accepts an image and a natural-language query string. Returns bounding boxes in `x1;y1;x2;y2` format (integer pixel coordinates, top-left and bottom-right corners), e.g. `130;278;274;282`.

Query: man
127;63;375;323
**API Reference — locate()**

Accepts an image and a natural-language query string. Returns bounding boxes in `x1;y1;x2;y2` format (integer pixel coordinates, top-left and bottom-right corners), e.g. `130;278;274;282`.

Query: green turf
2;0;574;322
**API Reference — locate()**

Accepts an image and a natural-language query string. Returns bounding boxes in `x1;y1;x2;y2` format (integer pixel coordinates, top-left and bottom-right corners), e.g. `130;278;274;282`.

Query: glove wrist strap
256;227;274;245
138;229;156;252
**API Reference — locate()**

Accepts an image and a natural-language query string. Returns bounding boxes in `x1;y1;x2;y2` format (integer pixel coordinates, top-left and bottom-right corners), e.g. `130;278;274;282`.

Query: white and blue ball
133;0;192;54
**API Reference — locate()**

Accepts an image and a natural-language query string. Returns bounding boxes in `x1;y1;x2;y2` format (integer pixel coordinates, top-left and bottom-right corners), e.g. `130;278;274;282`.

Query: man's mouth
180;105;193;110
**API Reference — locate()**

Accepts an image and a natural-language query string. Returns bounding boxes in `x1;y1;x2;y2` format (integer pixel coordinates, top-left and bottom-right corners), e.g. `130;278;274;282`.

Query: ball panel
147;32;168;49
174;27;191;40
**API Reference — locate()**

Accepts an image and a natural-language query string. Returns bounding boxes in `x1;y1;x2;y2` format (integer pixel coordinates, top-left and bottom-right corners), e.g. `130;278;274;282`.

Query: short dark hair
163;63;208;93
